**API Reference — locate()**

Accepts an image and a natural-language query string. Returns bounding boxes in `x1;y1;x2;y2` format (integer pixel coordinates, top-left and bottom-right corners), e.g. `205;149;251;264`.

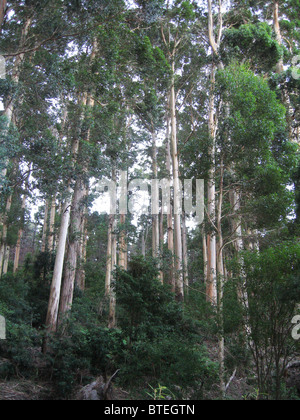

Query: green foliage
221;23;283;71
242;241;300;398
0;273;42;379
217;64;286;155
114;257;218;397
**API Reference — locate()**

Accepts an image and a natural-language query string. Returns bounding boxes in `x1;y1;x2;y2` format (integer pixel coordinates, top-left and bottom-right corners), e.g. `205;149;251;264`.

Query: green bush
114;257;218;397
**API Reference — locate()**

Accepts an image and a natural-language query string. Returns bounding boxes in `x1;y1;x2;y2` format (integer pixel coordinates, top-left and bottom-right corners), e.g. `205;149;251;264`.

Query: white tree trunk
273;1;284;74
44;91;86;336
170;65;183;300
13;184;28;273
206;64;218;305
166;116;175;292
0;194;12;277
45;196;73;333
48;196;56;253
182;212;189;294
41;199;49;253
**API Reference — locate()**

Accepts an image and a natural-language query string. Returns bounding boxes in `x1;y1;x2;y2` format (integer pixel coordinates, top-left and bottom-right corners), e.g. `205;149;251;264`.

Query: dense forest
0;0;299;401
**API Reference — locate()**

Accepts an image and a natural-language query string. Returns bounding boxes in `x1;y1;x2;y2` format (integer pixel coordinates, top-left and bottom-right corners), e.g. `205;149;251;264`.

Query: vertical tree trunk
105;214;113;297
14;228;23;273
75;198;88;291
41;199;49;253
44;92;86;338
202;224;208;284
13;171;30;274
109;224;117;328
141;230;146;257
182;211;189;294
119;213;127;270
48;196;56;253
217;159;226;399
2;245;10;275
273;1;284;74
0;193;12;277
109;189;117;328
166;115;175;292
0;0;7;32
159;205;164;284
151;128;163;282
59;177;86;319
45;196;73;334
206;64;217;305
119;169;127;271
152;129;159;261
170;66;183;300
107;167;117;329
58;82;94;320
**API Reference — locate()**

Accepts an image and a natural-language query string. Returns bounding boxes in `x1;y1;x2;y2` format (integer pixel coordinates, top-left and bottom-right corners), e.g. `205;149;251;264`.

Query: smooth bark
166;116;175;292
206;64;218;304
13;171;30;273
48;196;56;253
119;213;127;270
182;212;189;295
44;93;86;337
59;177;86;319
41;199;49;253
273;1;284;74
170;65;183;300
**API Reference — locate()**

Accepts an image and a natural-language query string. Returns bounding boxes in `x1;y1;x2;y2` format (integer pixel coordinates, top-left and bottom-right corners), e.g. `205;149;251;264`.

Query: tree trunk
166;116;175;292
152;130;160;261
109;186;117;328
0;0;7;31
2;245;10;275
105;214;113;297
202;224;208;284
151;128;163;282
75;199;88;291
59;177;86;319
13;177;29;273
206;64;217;305
0;193;12;277
41;199;49;253
182;211;189;294
159;205;164;284
217;159;226;399
106;167;117;329
57;82;94;321
119;213;127;270
170;66;183;301
141;230;146;257
44;92;85;337
48;196;56;253
229;188;249;309
45;195;73;334
273;1;284;74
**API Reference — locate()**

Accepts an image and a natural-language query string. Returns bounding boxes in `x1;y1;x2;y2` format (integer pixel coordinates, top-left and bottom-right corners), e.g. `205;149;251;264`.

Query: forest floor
0;377;254;400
